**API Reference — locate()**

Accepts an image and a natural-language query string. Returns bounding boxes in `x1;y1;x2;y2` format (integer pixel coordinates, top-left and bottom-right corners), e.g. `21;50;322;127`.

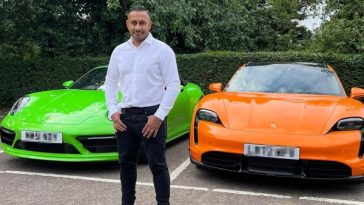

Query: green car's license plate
21;130;63;144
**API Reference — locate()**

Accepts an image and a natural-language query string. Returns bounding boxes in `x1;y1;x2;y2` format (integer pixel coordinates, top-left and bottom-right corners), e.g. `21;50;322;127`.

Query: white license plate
244;144;299;160
21;131;62;144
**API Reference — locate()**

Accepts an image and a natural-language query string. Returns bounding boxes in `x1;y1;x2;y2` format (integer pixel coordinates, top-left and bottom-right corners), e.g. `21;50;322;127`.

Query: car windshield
71;67;107;90
225;64;344;95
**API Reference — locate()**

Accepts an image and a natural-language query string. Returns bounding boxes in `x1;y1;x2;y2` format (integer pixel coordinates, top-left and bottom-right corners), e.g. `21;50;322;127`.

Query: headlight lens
9;96;30;115
336;118;363;131
197;109;219;123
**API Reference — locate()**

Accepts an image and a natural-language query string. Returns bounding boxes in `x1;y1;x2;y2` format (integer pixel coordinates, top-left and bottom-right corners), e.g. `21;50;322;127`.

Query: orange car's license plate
244;144;300;160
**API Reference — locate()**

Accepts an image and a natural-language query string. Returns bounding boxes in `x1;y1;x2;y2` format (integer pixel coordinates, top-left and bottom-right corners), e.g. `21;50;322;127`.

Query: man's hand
142;115;162;138
111;112;127;132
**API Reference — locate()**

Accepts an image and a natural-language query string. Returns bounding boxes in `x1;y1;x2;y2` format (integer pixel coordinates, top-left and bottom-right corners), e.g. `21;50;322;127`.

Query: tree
0;0;316;58
310;0;364;54
0;0;126;58
108;0;313;52
0;0;40;58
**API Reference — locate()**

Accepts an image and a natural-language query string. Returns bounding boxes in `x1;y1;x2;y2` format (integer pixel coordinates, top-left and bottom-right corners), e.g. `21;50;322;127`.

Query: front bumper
0;126;118;162
190;152;364;181
190;121;364;179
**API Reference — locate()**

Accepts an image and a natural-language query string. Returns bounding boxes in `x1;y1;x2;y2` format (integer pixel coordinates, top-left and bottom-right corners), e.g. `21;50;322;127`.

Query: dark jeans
116;105;170;205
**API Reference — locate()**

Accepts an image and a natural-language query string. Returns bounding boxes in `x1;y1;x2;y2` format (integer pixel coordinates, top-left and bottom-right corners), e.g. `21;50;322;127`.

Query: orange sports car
190;62;364;180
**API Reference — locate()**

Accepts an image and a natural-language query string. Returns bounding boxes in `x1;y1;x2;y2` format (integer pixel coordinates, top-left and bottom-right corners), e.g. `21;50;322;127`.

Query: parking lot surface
2;135;364;205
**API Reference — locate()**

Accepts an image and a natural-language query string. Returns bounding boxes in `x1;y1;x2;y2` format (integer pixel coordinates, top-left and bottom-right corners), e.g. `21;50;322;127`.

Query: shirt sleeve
154;45;181;121
104;48;120;120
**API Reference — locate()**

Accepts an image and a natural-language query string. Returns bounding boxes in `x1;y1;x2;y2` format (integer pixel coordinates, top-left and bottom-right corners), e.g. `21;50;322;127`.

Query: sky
298;2;328;31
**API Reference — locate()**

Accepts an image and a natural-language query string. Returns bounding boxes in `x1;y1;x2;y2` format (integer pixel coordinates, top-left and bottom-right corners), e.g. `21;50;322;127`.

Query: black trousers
116;105;170;205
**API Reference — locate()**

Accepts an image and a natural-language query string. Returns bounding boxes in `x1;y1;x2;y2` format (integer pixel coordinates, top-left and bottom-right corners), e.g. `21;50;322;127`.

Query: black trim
180;76;188;86
359;131;364;158
77;135;117;153
192;151;357;180
0;127;16;146
193;116;199;145
191;157;363;181
246;62;326;68
14;141;79;154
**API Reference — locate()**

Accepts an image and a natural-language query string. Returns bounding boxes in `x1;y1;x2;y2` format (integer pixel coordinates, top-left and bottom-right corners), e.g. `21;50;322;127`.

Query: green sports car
0;66;203;162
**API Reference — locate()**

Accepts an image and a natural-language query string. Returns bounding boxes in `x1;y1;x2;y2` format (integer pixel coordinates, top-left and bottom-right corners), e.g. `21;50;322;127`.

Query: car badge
47;115;57;121
270;123;277;129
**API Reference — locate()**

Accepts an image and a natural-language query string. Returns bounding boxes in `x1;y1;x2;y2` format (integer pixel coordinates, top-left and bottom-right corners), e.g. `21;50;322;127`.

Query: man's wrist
153;115;164;122
111;112;121;121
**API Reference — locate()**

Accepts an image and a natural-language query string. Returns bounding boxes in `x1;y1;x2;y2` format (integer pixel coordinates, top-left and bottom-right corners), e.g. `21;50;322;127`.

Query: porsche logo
47;115;57;121
270;123;277;129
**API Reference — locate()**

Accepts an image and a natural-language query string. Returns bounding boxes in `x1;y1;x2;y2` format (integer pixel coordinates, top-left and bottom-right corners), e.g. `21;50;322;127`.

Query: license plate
244;144;299;160
21;130;62;144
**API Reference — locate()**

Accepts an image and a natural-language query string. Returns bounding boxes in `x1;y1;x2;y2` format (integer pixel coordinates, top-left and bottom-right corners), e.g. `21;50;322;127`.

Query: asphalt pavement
2;135;364;205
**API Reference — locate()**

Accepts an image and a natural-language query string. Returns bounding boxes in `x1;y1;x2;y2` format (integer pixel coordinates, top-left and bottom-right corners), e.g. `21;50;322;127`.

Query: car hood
18;90;107;125
223;93;344;135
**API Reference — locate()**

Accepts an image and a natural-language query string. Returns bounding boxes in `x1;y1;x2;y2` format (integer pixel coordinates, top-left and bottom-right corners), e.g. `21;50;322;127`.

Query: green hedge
177;51;364;94
1;52;364;108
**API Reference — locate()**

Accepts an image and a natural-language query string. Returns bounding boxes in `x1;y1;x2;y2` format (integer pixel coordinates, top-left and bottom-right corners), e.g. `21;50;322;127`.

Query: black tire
138;143;148;164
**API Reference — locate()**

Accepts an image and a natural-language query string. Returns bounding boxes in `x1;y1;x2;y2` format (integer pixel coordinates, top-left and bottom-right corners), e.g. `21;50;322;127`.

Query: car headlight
336;118;363;131
197;109;220;123
9;96;30;115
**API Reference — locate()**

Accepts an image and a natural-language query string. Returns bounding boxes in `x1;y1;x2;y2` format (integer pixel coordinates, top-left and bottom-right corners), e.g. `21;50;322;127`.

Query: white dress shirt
105;33;181;121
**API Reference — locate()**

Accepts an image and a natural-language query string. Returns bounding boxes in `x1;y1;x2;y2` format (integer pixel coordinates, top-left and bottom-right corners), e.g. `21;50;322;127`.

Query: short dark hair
128;5;151;18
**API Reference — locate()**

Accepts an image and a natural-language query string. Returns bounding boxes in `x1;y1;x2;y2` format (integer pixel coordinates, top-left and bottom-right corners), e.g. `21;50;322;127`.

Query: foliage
124;0;313;52
0;0;126;59
1;52;363;108
1;0;315;58
310;0;364;54
2;0;363;57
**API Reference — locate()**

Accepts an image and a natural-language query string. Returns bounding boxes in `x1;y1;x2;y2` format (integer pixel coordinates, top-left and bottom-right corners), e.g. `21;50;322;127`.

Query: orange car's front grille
201;151;352;179
201;151;243;171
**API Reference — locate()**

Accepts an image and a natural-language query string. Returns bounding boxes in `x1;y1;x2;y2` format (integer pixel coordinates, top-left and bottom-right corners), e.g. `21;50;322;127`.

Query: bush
177;52;364;94
1;52;363;108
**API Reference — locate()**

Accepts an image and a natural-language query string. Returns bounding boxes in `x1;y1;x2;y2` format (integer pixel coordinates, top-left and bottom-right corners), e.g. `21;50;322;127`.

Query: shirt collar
128;33;153;47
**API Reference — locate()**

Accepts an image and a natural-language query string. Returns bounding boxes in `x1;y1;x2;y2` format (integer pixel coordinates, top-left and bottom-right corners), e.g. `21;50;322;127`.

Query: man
104;5;180;205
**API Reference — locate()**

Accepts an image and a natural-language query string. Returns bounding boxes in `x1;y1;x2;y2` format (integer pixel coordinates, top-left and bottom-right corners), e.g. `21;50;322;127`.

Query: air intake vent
202;151;242;171
0;127;16;146
78;135;117;153
14;141;79;154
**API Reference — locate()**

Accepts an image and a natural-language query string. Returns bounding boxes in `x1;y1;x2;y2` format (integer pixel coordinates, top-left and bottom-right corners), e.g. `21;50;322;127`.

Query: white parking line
2;170;364;204
170;158;190;182
213;189;291;199
300;197;364;205
1;170;208;191
4;170;120;183
171;185;208;191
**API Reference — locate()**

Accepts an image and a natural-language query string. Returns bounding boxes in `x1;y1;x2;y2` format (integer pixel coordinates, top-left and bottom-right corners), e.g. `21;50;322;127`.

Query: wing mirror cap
350;87;364;99
62;80;74;89
209;83;222;93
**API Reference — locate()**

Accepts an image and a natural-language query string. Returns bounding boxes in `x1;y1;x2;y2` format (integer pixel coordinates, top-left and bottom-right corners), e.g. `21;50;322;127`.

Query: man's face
126;11;152;44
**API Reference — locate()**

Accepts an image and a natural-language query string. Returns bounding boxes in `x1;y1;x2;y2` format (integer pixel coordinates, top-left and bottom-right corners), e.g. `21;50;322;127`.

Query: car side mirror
62;80;74;89
350;87;364;99
209;83;222;93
